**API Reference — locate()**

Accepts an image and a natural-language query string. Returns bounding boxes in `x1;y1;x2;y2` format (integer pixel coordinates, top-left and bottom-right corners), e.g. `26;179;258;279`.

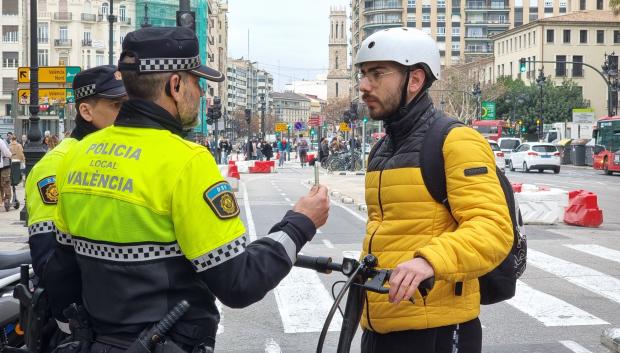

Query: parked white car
489;141;505;172
498;137;522;167
509;142;561;174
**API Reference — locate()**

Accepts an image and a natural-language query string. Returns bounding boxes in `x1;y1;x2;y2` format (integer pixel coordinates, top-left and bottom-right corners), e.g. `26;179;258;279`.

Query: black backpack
420;115;527;305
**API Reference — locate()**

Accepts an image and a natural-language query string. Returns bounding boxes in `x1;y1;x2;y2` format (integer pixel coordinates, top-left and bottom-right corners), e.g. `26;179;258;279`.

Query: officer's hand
388;257;434;305
293;185;330;229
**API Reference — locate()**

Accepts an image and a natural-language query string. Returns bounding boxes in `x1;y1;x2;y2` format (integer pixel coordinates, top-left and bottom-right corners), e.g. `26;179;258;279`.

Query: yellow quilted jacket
361;94;513;333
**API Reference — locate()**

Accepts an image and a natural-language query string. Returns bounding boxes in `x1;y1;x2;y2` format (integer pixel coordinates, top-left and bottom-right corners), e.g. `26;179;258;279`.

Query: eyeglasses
356;70;402;85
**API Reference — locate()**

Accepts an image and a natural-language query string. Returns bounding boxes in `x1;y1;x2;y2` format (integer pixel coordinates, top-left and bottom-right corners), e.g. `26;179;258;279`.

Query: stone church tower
326;7;350;102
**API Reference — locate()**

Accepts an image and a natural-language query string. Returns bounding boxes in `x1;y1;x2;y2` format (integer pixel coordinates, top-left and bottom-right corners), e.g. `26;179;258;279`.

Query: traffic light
519;58;527;73
363;116;368;123
349;102;358;122
342;110;351;123
245;109;251;125
310;128;315;136
176;10;196;32
212;97;222;120
536;119;541;125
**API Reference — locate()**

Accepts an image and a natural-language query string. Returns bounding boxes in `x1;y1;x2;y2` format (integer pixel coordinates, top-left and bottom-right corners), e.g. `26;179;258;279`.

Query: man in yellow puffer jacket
355;28;513;353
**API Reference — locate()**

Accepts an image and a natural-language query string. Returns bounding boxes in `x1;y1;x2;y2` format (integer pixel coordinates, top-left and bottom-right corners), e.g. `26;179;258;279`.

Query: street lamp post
602;52;619;117
505;94;525;126
260;93;266;140
536;68;546;141
472;83;482;121
108;0;115;65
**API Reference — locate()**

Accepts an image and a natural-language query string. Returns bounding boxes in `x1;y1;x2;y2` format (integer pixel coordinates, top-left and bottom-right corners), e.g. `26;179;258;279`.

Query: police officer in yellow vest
26;65;127;277
44;26;330;352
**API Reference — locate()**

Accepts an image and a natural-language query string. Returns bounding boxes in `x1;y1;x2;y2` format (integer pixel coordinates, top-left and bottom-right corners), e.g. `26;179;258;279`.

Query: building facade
272;91;311;125
327;6;350;102
226;58;274;117
493;11;620;117
349;0;612;98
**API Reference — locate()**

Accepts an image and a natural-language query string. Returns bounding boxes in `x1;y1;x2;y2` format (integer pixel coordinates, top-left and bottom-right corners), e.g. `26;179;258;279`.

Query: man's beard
365;94;400;121
178;98;200;129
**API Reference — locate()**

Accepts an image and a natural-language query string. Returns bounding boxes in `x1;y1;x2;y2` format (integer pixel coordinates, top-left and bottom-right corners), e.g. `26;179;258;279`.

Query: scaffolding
135;0;210;137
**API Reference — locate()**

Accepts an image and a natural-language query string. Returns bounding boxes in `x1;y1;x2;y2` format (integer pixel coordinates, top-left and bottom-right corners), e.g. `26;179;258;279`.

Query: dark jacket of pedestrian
261;142;273;160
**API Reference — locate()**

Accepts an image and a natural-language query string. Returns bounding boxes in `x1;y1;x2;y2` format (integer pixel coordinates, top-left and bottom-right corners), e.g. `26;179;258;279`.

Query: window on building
597;30;604;43
59;26;68;40
119;5;126;21
452;42;460;50
2;52;18;68
615;30;620;43
437;27;446;36
59;55;68;66
559;0;567;7
1;0;18;15
556;55;566;77
546;29;554;43
452;27;460;36
529;12;538;21
438;14;445;22
563;29;571;43
422;14;431;21
96;52;104;66
408;0;416;7
38;23;48;44
38;49;48;66
119;33;125;46
597;0;603;9
579;0;586;10
572;55;583;77
407;13;416;22
423;0;431;8
438;0;446;7
579;30;587;43
2;26;18;44
544;0;553;6
101;2;109;16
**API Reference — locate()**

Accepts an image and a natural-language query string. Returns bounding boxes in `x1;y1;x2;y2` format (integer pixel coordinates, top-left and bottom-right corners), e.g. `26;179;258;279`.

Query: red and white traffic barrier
563;190;603;228
514;184;569;225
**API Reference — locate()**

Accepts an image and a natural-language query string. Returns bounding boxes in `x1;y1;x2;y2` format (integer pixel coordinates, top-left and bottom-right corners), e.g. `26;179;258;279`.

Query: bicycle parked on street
326;150;364;172
294;254;435;353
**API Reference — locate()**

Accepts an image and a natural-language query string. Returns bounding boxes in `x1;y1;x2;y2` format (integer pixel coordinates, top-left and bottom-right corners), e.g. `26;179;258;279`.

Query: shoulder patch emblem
37;176;58;204
203;181;239;219
464;166;488;177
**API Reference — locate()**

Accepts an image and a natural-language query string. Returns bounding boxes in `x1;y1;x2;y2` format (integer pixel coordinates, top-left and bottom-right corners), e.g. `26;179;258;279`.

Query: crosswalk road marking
528;249;620;304
273;267;343;333
559;340;594;353
506;281;608;326
564;244;620;264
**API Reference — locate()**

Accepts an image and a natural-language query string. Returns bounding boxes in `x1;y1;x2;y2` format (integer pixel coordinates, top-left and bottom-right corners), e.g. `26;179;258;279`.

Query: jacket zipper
365;169;384;332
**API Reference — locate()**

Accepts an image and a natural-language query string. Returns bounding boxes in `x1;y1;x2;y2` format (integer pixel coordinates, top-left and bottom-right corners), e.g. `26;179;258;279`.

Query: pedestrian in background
0;138;12;211
261;140;273;161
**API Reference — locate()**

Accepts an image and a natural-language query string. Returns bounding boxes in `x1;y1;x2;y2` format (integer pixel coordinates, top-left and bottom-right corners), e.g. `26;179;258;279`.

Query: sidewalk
0;184;29;250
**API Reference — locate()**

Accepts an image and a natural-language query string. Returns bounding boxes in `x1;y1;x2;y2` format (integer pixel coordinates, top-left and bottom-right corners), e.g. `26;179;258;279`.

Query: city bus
472;120;511;141
592;116;620;175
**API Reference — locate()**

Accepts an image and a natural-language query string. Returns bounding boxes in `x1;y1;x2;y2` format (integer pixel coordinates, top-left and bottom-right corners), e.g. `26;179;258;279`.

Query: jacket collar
384;92;434;140
114;99;184;137
70;117;99;141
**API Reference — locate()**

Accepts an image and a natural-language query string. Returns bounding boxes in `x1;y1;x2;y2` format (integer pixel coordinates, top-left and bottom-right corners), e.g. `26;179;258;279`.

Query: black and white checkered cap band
29;220;56;236
139;56;201;73
191;235;248;272
74;84;96;100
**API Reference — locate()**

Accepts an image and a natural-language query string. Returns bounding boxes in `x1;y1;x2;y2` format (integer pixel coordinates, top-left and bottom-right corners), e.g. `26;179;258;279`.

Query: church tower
326;7;350;102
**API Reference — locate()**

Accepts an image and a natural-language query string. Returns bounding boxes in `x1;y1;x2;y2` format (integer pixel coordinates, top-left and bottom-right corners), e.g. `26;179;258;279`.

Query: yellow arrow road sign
339;122;350;132
275;122;289;132
18;88;71;105
17;66;81;83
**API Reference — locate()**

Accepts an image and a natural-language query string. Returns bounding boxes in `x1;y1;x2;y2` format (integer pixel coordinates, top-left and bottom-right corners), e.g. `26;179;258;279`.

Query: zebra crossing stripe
564;244;620;264
506;281;608;326
241;182;257;242
528;249;620;304
559;340;594;353
273;267;343;333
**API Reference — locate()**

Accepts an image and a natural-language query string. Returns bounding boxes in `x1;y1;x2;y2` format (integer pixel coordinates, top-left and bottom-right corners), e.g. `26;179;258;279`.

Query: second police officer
44;26;330;353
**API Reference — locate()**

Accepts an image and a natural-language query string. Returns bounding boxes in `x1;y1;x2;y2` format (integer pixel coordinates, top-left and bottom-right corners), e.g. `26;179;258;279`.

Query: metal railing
81;13;97;21
53;12;72;21
118;17;131;25
81;39;92;46
54;38;72;47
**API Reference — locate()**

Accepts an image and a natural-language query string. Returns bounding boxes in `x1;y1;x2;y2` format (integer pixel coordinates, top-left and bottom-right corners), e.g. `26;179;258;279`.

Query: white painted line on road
322;239;334;249
264;338;281;353
216;299;224;335
528;249;620;304
280;193;286;196
273;267;343;333
301;181;368;223
241;182;257;242
564;244;620;264
284;197;291;202
506;281;608;326
559;340;594;353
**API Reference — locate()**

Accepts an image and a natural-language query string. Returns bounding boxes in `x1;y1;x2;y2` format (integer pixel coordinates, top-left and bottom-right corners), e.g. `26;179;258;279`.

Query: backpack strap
420;114;464;212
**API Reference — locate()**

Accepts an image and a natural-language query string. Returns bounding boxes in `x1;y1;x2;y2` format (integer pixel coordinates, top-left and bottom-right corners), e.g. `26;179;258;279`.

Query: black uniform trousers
361;318;482;353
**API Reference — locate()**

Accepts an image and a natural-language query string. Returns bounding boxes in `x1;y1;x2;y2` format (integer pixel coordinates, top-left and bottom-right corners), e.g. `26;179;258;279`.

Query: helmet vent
368;41;375;49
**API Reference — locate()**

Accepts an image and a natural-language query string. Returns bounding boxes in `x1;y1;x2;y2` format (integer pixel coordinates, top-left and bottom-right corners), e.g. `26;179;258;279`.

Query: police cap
73;65;127;101
117;27;224;82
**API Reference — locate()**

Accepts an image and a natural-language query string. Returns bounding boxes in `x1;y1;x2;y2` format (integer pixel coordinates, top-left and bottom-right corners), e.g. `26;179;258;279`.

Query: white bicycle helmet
355;27;440;80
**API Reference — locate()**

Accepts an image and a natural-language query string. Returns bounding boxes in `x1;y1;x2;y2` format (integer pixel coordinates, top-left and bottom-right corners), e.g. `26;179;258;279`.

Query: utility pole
536;68;546;141
108;0;115;65
260;93;266;140
472;82;482;121
21;0;47;221
141;3;152;28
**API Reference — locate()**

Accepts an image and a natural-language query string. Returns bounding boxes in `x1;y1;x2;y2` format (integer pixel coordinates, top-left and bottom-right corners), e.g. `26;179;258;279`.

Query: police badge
37;176;58;205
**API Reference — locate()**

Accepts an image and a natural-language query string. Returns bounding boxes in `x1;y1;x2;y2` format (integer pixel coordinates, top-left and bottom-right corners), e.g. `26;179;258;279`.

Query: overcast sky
227;0;349;91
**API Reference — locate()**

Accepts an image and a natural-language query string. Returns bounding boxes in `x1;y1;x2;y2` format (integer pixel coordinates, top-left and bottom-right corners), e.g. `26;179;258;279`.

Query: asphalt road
213;165;620;353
